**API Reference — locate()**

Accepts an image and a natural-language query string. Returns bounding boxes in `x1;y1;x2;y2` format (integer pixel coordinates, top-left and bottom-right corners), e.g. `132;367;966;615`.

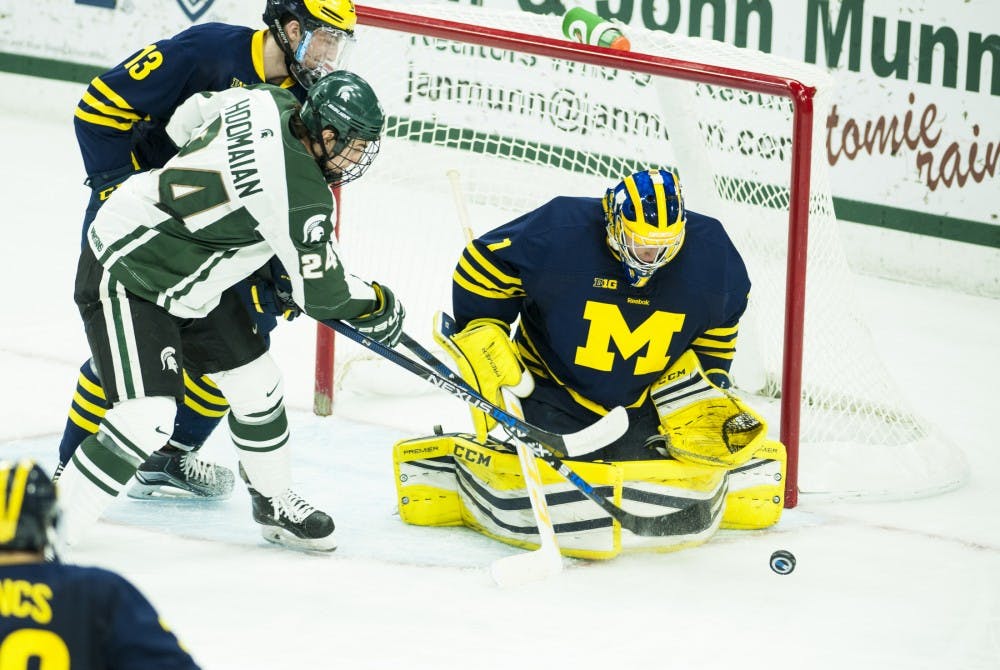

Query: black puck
769;549;796;575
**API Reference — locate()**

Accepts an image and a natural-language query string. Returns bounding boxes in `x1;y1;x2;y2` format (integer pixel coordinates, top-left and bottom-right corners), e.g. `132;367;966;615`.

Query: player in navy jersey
55;0;357;500
446;168;751;461
0;459;200;669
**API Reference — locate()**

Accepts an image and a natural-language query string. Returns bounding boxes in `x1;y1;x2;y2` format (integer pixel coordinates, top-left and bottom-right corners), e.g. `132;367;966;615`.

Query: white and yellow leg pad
393;433;728;560
652;350;768;468
722;438;786;529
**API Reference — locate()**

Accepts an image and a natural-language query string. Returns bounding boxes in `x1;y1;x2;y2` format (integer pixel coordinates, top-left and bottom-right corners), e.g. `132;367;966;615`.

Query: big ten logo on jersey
593;277;618;290
454;444;492;467
575;300;685;375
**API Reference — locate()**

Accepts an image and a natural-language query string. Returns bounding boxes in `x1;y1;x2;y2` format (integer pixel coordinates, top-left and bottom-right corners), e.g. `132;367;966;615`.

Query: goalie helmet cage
314;2;968;508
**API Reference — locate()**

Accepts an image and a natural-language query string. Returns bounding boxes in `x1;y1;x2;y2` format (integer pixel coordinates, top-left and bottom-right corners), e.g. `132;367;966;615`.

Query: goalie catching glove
433;312;533;442
650;349;767;468
347;282;405;347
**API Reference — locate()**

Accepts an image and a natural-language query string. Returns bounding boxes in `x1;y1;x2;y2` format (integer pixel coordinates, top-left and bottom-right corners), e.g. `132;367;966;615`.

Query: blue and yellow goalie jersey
452;196;750;414
74;22;304;178
0;562;199;669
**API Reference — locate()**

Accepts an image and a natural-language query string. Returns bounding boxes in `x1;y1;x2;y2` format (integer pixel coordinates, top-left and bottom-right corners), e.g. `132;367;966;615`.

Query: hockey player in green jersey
58;0;359;503
57;71;401;552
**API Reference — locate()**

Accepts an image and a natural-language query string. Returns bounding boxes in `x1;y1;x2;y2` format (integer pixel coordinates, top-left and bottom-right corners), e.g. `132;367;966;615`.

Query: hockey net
320;2;967;506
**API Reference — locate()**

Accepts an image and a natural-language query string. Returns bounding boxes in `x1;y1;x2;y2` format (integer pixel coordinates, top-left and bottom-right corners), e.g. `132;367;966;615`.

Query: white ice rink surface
1;73;998;669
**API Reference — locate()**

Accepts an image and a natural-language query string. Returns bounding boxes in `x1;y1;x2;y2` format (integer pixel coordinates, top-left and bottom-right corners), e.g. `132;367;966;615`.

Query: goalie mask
264;0;357;88
300;70;384;186
0;459;59;555
603;168;686;287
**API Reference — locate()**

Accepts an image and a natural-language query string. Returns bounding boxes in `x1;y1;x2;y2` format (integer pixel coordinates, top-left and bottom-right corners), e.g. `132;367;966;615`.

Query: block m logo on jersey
575;301;685;375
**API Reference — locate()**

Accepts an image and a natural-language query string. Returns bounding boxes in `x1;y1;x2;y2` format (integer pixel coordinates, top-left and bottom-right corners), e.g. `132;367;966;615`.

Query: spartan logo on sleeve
302;214;328;244
160;347;180;373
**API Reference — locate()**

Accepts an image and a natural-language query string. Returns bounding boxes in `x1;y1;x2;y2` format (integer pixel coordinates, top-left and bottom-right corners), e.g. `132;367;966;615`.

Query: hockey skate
239;465;336;552
127;447;235;500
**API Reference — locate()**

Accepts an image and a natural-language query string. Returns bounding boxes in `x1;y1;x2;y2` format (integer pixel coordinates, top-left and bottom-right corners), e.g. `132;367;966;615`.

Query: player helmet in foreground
264;0;357;87
0;459;59;555
300;70;384;186
603;168;687;287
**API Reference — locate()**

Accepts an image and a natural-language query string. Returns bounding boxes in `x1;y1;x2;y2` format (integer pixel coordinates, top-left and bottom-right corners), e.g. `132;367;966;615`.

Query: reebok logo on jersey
160;347;179;373
593;278;618;290
627;297;650;305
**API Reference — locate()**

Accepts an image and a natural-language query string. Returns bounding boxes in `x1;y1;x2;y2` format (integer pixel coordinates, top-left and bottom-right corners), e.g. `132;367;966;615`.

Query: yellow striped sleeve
467;242;521;286
77;373;106;400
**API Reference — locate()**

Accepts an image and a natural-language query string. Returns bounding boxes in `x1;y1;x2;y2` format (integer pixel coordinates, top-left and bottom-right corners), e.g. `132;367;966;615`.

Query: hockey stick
446;169;475;244
396;331;715;538
492;390;563;586
320;320;627;458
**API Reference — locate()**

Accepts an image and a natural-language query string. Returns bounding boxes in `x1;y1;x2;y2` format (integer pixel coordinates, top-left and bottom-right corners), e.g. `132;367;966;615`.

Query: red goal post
314;3;967;508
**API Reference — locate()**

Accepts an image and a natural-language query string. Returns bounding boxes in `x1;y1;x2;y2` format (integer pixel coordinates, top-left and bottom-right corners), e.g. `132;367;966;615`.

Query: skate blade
126;482;232;502
260;527;337;553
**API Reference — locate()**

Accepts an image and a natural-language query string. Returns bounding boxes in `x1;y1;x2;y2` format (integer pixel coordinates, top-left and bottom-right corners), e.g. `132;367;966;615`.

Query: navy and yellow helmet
603;168;686;287
264;0;358;87
0;459;58;554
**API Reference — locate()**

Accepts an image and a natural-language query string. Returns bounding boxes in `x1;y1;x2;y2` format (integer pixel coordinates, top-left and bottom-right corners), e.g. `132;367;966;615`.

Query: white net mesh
333;3;967;500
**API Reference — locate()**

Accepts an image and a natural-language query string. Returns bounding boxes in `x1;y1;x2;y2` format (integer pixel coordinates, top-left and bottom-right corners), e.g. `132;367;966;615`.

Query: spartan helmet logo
160;347;179;374
302;214;328;244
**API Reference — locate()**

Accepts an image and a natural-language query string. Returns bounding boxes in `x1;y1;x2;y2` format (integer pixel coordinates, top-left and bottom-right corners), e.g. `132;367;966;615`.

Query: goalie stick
393;331;716;538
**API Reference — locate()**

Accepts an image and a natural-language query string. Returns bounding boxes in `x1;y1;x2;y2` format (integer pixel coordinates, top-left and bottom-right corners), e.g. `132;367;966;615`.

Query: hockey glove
650;349;766;468
249;280;300;321
433;314;533;442
130;118;180;169
346;282;405;347
248;258;300;321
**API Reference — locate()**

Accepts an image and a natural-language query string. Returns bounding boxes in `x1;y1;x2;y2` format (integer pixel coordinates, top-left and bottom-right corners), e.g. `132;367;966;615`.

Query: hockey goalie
392;169;786;559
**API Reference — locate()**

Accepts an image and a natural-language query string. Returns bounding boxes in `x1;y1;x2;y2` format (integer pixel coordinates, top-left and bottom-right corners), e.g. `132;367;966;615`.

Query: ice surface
1;73;998;669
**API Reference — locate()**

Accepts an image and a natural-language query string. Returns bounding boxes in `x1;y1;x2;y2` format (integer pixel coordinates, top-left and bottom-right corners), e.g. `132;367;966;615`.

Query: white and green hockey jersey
87;85;377;321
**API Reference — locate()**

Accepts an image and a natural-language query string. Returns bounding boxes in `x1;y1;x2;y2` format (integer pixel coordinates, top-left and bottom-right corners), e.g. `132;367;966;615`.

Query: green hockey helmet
300;70;384;186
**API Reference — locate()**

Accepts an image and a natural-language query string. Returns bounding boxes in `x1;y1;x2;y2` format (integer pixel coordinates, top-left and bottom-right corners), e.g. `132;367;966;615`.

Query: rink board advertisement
0;0;996;293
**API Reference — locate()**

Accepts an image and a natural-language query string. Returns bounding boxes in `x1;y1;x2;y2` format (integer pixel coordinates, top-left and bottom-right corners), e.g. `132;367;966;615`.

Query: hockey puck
769;550;796;575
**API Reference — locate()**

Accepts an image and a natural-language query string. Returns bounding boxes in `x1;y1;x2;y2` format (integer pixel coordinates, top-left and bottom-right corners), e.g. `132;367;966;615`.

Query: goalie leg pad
722;438;786;529
652;350;767;468
393;433;727;559
432;316;532;442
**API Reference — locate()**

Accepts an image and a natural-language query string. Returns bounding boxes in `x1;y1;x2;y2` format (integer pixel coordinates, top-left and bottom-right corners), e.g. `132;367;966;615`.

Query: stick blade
490;547;563;588
561;405;630;458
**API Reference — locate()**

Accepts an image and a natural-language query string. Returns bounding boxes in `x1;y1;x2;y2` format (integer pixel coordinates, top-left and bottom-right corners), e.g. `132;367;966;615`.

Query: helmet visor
294;26;356;86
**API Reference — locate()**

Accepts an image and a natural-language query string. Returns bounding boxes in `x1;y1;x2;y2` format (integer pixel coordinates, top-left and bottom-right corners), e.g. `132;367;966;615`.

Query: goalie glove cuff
650;350;766;468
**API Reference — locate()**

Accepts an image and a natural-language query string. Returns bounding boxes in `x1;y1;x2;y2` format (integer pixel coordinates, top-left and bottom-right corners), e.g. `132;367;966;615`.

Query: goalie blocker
392;432;785;560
